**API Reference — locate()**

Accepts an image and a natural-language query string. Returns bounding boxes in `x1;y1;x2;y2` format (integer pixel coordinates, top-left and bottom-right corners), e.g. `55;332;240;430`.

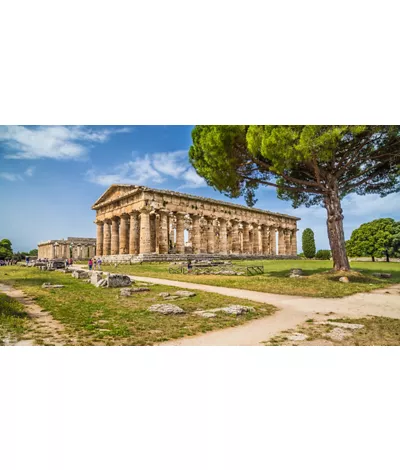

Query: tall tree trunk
324;184;351;271
372;255;375;262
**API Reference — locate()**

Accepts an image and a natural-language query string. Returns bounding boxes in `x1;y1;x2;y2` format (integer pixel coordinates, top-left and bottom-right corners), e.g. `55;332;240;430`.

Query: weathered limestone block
91;272;103;285
372;272;392;279
221;305;255;315
339;276;349;283
42;283;65;289
96;279;108;288
148;304;185;315
72;270;90;279
106;274;132;288
174;290;196;297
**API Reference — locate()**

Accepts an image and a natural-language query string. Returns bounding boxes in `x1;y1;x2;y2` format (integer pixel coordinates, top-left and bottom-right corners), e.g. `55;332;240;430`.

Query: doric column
103;219;112;255
231;220;240;254
158;210;169;254
291;229;298;255
270;226;277;255
169;213;175;250
278;228;286;255
175;212;185;254
111;217;120;255
261;225;269;254
284;229;291;255
191;215;201;254
206;217;215;254
242;222;250;253
218;218;228;254
200;217;208;253
129;211;140;255
139;209;151;254
119;214;129;254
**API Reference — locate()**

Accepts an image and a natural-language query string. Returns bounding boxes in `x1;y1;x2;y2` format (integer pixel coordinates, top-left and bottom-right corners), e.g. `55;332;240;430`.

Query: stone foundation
99;253;299;264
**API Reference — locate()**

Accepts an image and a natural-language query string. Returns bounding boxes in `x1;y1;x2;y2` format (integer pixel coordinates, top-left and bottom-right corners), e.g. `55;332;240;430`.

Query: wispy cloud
87;150;207;189
0;125;130;161
0;166;35;182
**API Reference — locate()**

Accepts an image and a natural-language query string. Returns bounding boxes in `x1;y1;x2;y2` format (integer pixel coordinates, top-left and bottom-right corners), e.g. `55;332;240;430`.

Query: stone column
50;244;55;259
103;219;112;255
191;215;201;254
175;212;185;254
139;209;151;254
242;222;250;253
158;210;169;254
270;226;276;255
284;229;291;255
95;221;104;256
119;214;129;254
169;213;175;250
231;220;240;254
278;228;286;255
291;229;298;255
218;218;227;254
111;217;120;255
206;217;215;254
261;225;268;254
129;211;140;255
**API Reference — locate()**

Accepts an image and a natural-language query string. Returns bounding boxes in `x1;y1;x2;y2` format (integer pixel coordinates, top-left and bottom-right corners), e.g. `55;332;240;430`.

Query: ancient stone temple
92;185;300;262
37;237;96;260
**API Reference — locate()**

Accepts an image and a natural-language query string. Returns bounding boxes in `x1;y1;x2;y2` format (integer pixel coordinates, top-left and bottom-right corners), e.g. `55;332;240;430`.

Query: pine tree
302;228;316;259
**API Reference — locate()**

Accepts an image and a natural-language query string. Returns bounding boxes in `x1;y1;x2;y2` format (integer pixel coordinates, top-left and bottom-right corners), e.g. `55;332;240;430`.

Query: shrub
302;228;316;259
316;249;331;260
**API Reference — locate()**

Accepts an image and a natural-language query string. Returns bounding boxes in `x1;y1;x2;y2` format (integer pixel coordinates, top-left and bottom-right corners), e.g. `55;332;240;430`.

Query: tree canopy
346;218;400;261
0;239;13;260
189;125;400;270
302;228;316;258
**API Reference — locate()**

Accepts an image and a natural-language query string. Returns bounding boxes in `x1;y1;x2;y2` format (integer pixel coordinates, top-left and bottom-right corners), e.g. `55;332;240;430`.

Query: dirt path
0;283;76;346
116;274;400;345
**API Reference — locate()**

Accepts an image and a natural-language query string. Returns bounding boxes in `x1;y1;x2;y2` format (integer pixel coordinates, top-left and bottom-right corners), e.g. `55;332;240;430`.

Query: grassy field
0;266;275;345
265;316;400;346
94;259;400;298
0;293;30;345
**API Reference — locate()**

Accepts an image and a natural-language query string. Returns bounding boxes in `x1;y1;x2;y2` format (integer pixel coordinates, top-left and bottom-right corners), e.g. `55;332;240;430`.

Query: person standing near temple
88;258;93;271
97;258;102;271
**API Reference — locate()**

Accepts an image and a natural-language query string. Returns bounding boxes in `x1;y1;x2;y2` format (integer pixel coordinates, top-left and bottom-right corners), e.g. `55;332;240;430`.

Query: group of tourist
0;259;18;266
88;258;102;271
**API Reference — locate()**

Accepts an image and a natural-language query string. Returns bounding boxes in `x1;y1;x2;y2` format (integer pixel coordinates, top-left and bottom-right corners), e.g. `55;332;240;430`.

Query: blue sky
0;125;399;253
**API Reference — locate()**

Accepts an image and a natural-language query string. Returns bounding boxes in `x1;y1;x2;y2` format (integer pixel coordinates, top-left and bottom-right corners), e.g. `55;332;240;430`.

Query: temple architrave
92;185;300;261
37;237;96;260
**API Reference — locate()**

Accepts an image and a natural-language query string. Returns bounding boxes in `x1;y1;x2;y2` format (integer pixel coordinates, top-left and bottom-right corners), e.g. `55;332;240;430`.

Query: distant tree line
0;239;38;260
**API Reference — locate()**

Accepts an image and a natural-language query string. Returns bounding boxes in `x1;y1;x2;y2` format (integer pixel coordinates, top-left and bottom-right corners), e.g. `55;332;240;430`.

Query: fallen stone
148;304;185;315
91;272;103;285
158;292;171;298
372;272;392;279
174;290;196;297
96;279;108;288
131;287;150;293
322;321;364;330
288;333;308;341
221;305;255;315
291;268;304;276
72;270;89;279
339;276;350;283
42;283;65;289
326;327;352;341
165;295;180;300
120;287;132;296
195;312;217;318
107;274;132;288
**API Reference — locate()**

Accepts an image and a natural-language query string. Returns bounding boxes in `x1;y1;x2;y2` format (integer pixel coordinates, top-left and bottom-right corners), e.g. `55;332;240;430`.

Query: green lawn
0;292;30;345
0;266;275;345
97;259;400;298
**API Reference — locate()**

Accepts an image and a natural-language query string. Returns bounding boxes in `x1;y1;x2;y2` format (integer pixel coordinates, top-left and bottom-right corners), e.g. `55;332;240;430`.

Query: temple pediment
91;185;140;209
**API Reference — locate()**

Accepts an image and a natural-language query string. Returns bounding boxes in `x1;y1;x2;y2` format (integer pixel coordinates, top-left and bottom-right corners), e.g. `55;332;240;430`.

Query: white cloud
0;165;35;182
0;125;130;161
87;150;207;189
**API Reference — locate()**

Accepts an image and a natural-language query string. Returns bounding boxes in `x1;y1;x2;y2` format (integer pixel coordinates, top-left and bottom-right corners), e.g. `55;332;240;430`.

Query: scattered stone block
288;333;308;341
91;272;103;285
148;304;185;315
107;274;132;288
158;292;171;298
174;290;196;297
195;312;217;318
326;327;352;341
339;276;349;283
372;272;392;279
120;287;132;297
291;268;304;276
96;279;108;288
221;305;255;315
322;321;364;330
72;270;89;279
131;287;150;293
42;283;65;289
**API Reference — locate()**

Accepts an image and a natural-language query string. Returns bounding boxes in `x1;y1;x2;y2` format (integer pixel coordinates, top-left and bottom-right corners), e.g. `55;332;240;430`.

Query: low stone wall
99;253;299;264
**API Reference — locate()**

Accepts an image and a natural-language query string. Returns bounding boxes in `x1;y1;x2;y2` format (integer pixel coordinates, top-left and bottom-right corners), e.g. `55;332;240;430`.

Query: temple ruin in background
92;185;300;261
37;237;96;260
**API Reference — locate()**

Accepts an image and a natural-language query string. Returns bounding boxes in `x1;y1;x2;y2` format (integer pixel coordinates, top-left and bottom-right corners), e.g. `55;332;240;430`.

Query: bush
316;249;331;260
302;228;316;259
